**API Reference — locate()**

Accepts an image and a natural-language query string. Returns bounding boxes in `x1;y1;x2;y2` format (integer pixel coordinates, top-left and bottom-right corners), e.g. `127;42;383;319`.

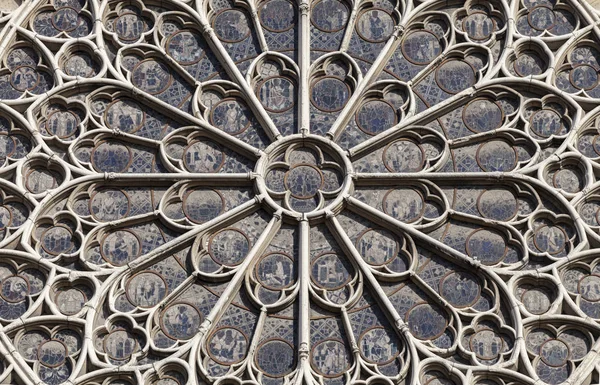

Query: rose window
1;0;600;384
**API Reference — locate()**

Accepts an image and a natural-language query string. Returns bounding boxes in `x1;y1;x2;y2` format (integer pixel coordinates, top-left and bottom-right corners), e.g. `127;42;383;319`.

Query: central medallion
256;135;351;216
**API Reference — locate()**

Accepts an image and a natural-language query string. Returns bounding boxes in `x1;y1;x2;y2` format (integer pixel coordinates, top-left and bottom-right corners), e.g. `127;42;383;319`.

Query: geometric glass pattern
3;0;600;384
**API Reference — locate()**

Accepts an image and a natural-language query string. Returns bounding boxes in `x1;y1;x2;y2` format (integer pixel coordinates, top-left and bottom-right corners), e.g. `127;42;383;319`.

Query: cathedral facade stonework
0;0;599;384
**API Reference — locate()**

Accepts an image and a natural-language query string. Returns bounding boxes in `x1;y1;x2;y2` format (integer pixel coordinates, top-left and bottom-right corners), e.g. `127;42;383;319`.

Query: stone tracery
0;0;600;384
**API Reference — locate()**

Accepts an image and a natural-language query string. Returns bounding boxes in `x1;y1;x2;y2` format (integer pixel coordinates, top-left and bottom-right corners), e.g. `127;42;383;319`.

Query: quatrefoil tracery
1;0;600;385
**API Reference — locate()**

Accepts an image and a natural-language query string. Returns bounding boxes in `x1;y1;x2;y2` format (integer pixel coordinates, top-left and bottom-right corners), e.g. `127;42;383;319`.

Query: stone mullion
197;212;282;338
188;212;281;382
338;2;361;52
196;11;281;141
342;196;529;369
326;25;406;140
345;81;474;159
248;1;270;52
295;218;311;384
340;307;362;382
298;0;311;135
326;213;418;379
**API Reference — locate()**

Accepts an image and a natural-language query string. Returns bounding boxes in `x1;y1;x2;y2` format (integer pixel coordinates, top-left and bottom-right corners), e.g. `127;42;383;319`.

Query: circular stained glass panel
435;60;476;93
311;0;349;32
259;0;295;32
311;339;350;376
38;340;67;367
101;230;141;266
255;339;296;377
256;253;295;289
311;77;350;112
167;31;205;65
311;253;353;289
208;327;248;364
359;328;399;364
356;9;394;42
213;10;250;42
402;31;441;64
55;288;86;315
126;271;167;308
160;303;202;340
0;276;29;302
208;229;250;266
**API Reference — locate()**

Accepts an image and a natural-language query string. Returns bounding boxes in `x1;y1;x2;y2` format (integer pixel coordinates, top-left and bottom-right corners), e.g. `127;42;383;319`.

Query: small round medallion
208;327;248;364
311;339;350;376
90;189;130;222
477;189;518;221
356;100;397;135
356;9;394;42
47;111;78;138
439;272;481;308
105;99;145;132
311;0;349;32
126;271;167;308
64;53;94;77
104;329;137;360
406;303;447;340
131;60;172;95
359;328;399;364
167;31;205;65
470;329;503;360
521;287;552;314
101;230;141;266
285;165;323;199
382;188;425;223
256;253;295;290
383;140;425;172
311;77;350;112
533;225;567;255
578;274;600;302
208;229;250;266
38;340;67;367
463;99;503;133
41;226;74;256
476;141;517;172
570;65;598;90
463;13;495;40
183;141;225;173
259;0;295;32
255;339;296;377
311;253;353;290
0;276;29;302
466;229;507;265
213;10;250;42
210;99;251;135
356;229;399;266
114;13;145;41
540;339;569;367
55;288;86;315
528;6;555;31
435;60;476;94
160;302;202;340
10;66;39;92
530;109;562;137
258;77;295;112
183;189;224;223
52;7;79;32
401;31;441;65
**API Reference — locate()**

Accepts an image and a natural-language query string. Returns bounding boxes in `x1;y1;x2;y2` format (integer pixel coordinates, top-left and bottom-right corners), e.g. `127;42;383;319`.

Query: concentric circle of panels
0;0;599;385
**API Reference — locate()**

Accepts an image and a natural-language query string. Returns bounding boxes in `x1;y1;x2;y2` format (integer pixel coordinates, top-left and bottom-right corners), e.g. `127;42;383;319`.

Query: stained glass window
0;0;599;384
